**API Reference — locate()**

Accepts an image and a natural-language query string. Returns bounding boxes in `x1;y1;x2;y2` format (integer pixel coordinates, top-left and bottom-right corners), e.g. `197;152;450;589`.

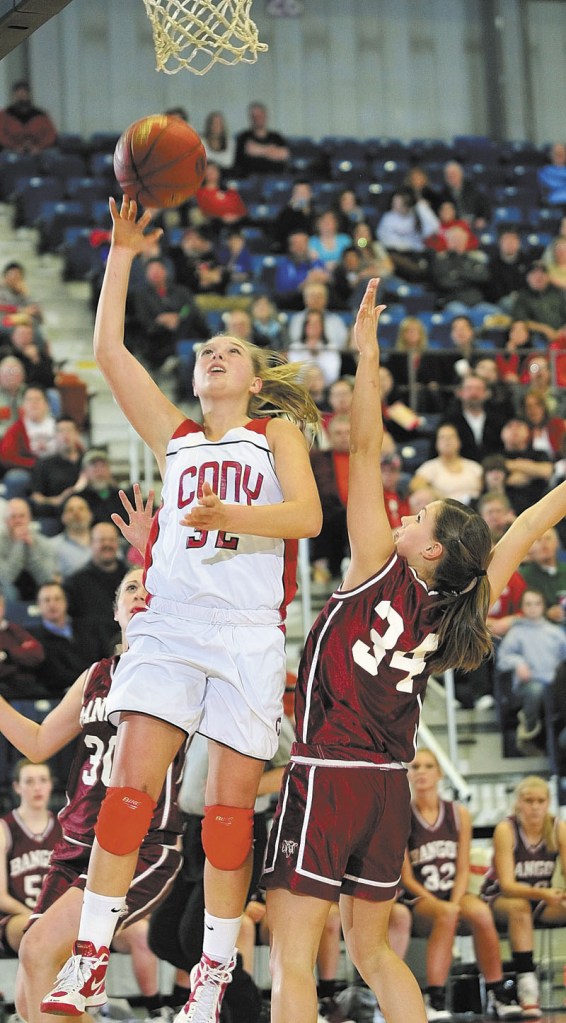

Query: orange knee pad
202;804;254;871
95;786;156;855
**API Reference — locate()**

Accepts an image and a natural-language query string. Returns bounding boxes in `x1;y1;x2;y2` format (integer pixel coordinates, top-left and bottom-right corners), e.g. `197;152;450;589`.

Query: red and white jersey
0;808;62;908
144;417;297;619
294;553;441;765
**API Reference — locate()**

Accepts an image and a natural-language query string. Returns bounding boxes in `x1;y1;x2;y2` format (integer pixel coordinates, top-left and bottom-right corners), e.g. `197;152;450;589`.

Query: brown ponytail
426;500;493;674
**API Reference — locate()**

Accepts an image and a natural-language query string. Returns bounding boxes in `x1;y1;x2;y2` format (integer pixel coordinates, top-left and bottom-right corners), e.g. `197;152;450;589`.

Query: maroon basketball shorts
262;760;410;902
30;833;181;930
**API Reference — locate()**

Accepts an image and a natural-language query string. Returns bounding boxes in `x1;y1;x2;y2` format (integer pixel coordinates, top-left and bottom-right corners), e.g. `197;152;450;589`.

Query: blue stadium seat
36;199;91;253
0;151;41;200
39;148;88;180
13;176;65;227
61;227;99;281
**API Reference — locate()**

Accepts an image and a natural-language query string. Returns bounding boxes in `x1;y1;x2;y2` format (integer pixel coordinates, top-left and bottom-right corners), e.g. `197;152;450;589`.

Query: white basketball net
143;0;268;75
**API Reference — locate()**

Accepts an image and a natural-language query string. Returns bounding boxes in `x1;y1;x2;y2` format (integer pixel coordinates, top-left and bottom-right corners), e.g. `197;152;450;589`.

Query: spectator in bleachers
378;365;426;441
301;364;331;416
0;497;56;601
216;227;253;286
497;588;566;754
501;416;554;515
522;388;566;457
332;187;364;233
519;351;565;416
287;310;342;388
0;582;45;699
426;199;479;252
65;521;127;659
518;526;566;625
376;187;439;280
322;375;354;429
308;209;352;271
351;221;395;282
409;421;483;504
201;110;235;171
31;580;97;695
545;236;566;291
273;230;327;310
455;491;525;710
511;260;566;342
234;101;289;177
271;180;317;252
442;371;505;461
167;226;229;297
542;214;566;266
0;761;61;956
486;228;530;312
430;225;495;316
78;448;130;526
0;260;43;328
288;281;348;349
381;451;411;531
309;413;350;585
0;355;25;440
195;160;247;231
48;494;92;579
29;416;84;534
495;319;535;384
0;80;57;154
404;165;440;208
0;385;58;498
223;307;253;343
398;749;521;1022
473;356;517;425
5;322;56;392
439;160;490;229
481;775;566;1018
383;315;430;409
131;257;209;370
538;141;566;205
249;294;287;350
329;245;368;310
477;489;516;543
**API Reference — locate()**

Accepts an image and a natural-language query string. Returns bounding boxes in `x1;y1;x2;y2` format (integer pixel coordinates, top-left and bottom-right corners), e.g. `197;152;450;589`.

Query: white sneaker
174;953;236;1023
516;973;542;1019
424;993;451;1021
475;694;495;711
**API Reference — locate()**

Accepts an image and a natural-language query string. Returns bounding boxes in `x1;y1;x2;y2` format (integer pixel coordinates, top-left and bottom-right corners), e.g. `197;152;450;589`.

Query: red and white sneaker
41;940;110;1017
174;952;236;1023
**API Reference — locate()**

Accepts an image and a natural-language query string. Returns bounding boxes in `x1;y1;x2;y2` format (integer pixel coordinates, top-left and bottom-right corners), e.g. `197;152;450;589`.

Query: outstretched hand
180;482;228;532
111;483;155;555
109;195;163;256
353;278;386;357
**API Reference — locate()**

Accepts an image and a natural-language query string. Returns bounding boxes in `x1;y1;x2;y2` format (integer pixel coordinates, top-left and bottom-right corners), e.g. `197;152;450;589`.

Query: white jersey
144;417;298;618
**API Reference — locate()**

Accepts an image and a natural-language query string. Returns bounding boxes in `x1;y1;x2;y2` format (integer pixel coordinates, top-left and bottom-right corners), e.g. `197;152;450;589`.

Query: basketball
113;114;207;209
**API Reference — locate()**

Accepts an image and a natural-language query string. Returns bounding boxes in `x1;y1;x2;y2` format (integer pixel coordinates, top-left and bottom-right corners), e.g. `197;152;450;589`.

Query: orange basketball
113;114;207;209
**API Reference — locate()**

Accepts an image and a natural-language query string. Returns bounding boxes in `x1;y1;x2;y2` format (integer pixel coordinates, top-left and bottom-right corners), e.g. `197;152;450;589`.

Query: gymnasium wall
0;0;564;145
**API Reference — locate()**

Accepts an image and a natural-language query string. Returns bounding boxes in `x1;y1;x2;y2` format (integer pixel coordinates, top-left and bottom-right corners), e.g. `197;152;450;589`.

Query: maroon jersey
294;553;441;764
0;809;62;908
481;814;559;901
59;655;184;850
406;798;461;901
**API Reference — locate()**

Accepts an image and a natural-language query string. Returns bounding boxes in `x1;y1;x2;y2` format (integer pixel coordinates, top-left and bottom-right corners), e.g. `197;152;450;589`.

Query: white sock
202;911;241;963
78;889;127;950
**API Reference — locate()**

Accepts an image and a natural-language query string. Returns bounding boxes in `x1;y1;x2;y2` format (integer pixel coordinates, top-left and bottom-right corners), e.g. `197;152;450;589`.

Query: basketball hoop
142;0;268;75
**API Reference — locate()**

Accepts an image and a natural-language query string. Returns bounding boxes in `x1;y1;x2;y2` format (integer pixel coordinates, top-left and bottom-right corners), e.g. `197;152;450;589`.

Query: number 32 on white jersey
352;600;438;693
